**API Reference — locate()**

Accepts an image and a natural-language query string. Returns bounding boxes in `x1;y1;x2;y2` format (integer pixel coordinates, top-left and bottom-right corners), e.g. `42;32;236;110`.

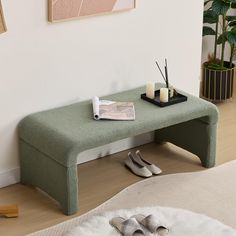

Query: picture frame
0;0;6;33
48;0;136;23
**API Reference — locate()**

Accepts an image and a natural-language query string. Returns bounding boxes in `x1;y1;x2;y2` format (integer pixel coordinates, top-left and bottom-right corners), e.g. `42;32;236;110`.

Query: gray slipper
132;214;169;236
110;216;145;236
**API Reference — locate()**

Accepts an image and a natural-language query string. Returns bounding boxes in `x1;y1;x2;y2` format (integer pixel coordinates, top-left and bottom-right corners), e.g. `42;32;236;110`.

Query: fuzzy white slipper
110;217;145;236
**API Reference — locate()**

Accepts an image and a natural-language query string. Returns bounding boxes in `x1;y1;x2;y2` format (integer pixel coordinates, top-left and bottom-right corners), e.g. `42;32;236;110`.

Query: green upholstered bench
18;83;218;215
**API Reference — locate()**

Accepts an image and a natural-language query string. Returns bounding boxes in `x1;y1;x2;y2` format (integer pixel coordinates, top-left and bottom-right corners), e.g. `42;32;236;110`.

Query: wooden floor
0;91;236;236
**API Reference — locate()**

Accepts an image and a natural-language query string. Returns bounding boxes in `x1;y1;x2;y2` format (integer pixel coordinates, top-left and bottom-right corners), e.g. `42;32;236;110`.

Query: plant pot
202;61;234;101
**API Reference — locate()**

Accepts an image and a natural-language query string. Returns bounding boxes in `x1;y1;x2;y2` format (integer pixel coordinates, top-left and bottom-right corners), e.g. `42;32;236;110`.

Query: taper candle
169;85;174;98
160;88;169;103
146;82;155;99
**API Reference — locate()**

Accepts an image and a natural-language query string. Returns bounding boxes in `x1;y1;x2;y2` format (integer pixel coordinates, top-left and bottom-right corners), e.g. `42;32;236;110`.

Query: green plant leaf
231;26;236;32
203;26;216;36
230;0;236;3
217;33;226;44
212;0;230;15
226;15;236;21
204;10;218;23
225;31;236;44
231;2;236;8
229;20;236;26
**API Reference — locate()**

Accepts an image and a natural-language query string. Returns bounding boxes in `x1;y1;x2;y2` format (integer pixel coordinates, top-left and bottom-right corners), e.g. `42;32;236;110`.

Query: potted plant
202;0;236;101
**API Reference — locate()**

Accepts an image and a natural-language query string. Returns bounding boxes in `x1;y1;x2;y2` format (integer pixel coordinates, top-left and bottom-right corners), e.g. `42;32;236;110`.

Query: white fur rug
64;206;236;236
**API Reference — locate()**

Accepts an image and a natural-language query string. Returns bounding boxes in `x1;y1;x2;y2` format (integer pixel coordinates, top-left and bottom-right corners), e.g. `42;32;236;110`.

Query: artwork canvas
0;0;7;33
48;0;135;22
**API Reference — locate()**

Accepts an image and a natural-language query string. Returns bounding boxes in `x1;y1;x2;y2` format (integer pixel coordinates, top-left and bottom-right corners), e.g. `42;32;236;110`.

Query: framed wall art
0;0;7;33
48;0;136;22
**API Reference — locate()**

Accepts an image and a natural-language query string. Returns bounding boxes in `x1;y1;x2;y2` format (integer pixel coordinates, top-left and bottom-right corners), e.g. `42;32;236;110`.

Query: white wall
0;0;203;187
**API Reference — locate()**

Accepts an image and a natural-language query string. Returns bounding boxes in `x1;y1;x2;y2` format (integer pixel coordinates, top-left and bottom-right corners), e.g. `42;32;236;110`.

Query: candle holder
141;89;187;107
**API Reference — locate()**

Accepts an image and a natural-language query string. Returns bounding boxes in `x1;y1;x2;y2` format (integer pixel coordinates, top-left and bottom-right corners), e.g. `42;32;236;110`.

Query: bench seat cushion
19;84;218;167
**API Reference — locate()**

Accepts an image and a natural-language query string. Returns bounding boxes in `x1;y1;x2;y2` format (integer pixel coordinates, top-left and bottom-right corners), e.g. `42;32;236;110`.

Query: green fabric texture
18;83;218;215
155;119;217;168
19;140;78;215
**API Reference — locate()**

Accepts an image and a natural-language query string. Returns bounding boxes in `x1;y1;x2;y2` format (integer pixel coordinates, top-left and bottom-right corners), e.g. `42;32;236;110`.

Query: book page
92;97;135;121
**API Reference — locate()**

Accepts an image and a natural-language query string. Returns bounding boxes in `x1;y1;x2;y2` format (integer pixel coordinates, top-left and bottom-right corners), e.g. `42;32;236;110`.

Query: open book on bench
92;96;135;121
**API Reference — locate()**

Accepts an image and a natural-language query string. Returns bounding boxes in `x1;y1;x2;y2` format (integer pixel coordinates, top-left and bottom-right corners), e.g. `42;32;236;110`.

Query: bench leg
19;140;78;215
155;119;217;168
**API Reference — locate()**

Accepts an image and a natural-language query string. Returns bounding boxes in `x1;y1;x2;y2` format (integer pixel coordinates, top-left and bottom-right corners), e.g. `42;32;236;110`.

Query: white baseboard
0;167;20;188
77;132;154;164
0;132;154;188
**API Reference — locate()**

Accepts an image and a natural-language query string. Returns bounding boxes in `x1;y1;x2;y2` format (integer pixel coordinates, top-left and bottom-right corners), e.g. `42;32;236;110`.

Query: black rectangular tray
141;90;187;107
